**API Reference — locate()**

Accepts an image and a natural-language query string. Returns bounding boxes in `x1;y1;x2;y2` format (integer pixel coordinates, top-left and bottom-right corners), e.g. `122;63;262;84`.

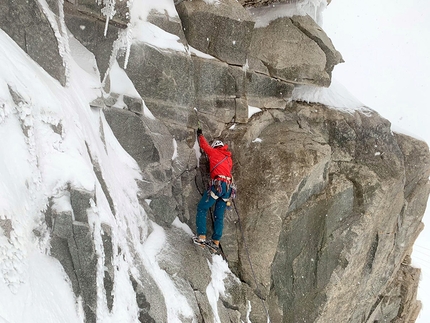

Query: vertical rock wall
1;1;428;323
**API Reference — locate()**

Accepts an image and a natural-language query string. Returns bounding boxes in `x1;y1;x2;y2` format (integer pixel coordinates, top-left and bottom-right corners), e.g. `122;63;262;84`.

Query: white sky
324;1;430;322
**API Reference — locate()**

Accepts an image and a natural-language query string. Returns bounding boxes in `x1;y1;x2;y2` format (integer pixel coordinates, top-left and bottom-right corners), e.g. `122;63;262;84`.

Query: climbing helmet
211;140;224;148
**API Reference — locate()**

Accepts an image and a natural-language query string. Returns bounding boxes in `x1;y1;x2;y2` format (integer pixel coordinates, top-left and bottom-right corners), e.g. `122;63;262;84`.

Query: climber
193;127;233;253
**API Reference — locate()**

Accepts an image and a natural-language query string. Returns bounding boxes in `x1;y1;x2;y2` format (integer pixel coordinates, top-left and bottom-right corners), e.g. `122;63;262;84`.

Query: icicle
123;25;132;69
104;17;110;37
101;0;117;37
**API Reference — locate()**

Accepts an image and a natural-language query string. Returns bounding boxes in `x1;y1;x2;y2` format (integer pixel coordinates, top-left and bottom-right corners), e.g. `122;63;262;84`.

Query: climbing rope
233;199;271;323
193;139;271;321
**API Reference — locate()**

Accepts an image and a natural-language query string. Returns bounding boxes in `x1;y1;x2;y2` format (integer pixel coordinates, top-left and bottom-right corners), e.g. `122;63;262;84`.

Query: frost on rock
248;0;327;28
203;0;221;5
292;78;367;112
101;0;117;37
37;0;71;85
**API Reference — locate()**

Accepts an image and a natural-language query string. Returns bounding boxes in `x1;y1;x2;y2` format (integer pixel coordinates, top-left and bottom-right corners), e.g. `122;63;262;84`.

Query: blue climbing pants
196;181;231;241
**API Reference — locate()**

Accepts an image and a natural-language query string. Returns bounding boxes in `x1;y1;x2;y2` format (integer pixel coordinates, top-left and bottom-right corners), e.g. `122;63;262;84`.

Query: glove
197;128;203;136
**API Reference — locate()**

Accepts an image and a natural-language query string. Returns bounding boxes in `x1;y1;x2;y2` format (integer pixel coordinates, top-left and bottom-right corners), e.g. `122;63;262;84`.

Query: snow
108;60;141;98
0;4;194;320
203;0;221;6
132;21;186;53
0;252;84;323
139;221;195;322
193;136;202;168
248;0;327;28
172;137;178;160
292;78;367;112
206;255;230;323
248;105;262;118
172;217;194;236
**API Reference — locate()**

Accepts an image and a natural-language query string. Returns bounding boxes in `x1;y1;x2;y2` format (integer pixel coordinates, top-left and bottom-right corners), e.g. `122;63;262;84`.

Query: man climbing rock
193;127;233;254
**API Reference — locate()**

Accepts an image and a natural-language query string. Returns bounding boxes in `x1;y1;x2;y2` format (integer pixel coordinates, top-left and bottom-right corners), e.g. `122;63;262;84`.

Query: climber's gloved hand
197;128;203;136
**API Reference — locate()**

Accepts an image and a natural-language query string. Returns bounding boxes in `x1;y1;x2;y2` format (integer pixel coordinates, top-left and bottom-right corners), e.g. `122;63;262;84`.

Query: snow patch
133;21;186;53
172;138;178;160
193;136;202;167
172;217;193;236
248;0;327;28
140;222;195;322
206;255;230;323
248;106;262;118
109;60;141;98
203;0;221;5
188;45;217;59
292;78;367;112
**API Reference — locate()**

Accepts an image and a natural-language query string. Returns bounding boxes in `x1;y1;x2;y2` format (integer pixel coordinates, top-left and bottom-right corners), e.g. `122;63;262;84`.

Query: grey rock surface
3;1;427;323
248;16;330;86
176;0;255;66
0;0;67;85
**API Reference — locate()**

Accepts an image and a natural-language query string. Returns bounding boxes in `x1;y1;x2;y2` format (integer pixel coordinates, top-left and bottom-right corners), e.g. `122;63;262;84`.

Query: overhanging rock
248;16;330;87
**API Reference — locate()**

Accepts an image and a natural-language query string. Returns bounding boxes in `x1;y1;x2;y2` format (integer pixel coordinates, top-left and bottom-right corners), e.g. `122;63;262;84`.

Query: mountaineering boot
192;235;206;248
205;240;221;254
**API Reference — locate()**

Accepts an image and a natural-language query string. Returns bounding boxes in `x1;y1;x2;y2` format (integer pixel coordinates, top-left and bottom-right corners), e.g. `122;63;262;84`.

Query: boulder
118;42;194;108
248;16;330;86
241;71;295;109
176;0;255;65
149;196;178;226
291;14;343;75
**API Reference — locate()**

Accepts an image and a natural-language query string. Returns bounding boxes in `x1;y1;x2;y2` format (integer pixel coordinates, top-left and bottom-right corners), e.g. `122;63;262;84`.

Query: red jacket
199;135;232;179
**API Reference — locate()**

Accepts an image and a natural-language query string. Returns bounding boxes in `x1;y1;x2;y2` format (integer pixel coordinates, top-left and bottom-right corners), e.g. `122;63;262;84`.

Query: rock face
0;0;67;85
176;0;255;65
1;1;428;323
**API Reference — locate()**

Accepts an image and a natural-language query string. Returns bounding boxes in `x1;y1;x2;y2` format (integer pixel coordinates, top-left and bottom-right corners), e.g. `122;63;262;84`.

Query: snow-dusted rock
64;10;123;79
0;1;428;323
0;0;67;85
176;0;255;66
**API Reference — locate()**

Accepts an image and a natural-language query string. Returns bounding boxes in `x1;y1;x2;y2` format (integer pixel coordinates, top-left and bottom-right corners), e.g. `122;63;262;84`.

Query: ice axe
194;107;202;129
